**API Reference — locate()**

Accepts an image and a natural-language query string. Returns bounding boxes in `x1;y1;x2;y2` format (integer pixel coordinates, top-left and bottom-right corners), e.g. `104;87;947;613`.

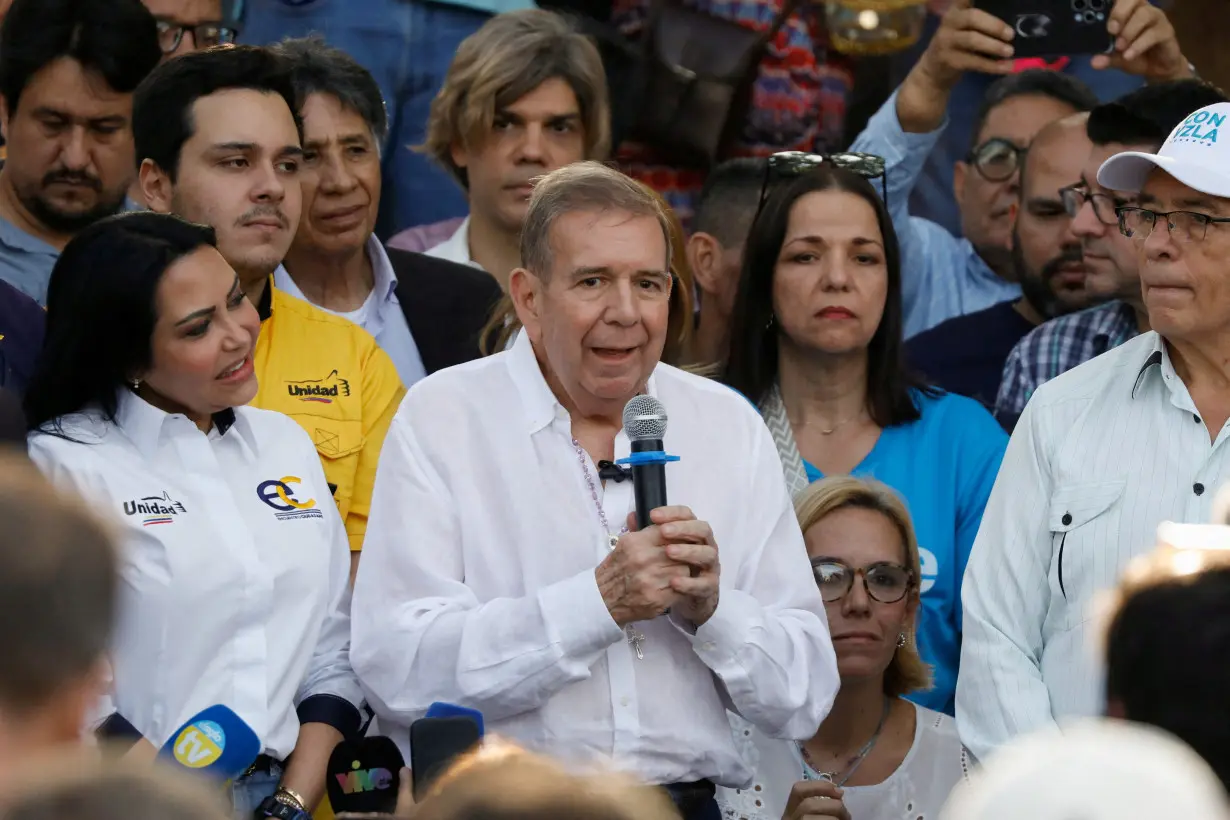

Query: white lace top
717;703;970;820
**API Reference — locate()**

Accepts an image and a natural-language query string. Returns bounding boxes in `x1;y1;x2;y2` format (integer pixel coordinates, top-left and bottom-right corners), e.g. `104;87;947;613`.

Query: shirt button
1195;483;1206;496
1061;512;1072;526
619;696;630;707
1194;413;1202;424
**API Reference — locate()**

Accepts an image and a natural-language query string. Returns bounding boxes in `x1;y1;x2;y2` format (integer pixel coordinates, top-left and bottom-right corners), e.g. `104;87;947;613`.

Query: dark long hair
24;212;219;433
720;165;935;427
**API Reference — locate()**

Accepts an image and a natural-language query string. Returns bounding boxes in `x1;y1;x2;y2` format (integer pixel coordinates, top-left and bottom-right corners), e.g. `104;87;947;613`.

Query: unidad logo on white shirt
122;491;187;527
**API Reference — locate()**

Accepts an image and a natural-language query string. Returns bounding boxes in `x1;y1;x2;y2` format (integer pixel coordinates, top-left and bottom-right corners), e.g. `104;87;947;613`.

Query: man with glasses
956;100;1230;762
995;80;1228;430
140;0;239;62
906;114;1095;408
850;0;1191;339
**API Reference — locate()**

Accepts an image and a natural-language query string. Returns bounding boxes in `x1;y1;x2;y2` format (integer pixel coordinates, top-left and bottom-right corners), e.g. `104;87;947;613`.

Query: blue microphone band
616;450;681;466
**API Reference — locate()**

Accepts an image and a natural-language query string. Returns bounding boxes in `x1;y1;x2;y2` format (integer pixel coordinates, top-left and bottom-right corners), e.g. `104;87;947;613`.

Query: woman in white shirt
22;213;363;820
718;476;968;820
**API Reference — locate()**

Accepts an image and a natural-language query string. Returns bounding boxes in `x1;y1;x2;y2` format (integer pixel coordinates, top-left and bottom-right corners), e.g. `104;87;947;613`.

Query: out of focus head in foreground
940;719;1230;820
411;739;681;820
1101;522;1230;792
0;453;118;776
0;753;228;820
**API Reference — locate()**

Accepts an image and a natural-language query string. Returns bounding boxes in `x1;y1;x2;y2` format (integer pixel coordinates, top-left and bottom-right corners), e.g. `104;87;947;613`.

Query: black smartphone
976;0;1115;58
409;716;482;799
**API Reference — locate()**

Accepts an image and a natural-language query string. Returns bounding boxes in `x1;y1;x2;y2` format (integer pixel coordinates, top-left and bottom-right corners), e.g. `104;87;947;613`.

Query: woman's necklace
800;696;892;787
790;407;866;436
572;438;645;659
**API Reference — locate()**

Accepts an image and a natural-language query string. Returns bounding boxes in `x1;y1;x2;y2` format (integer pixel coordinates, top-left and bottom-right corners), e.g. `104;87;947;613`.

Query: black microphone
326;735;405;814
619;396;679;530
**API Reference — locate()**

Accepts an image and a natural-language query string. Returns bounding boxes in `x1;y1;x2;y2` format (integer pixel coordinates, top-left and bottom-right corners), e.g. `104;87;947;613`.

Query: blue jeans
240;0;486;238
231;767;281;820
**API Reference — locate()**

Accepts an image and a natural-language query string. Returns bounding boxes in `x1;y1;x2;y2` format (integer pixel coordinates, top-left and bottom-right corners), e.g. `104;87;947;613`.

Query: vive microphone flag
158;705;261;780
326;735;405;814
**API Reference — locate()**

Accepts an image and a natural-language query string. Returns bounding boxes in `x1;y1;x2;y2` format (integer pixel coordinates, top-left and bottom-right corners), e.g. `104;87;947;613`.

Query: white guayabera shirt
30;390;363;759
351;331;840;785
958;331;1230;761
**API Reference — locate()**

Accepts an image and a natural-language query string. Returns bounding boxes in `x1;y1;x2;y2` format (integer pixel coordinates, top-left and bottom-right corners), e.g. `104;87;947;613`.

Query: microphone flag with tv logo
158;705;261;780
326;735;405;814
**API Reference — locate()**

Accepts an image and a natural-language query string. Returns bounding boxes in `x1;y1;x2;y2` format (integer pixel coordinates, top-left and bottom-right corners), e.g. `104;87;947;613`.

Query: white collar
433;216;476;267
505;330;660;435
273;234;400;305
113;388;256;461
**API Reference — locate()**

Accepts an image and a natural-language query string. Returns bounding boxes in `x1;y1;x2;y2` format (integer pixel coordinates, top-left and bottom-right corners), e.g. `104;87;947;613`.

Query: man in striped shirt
995;80;1228;430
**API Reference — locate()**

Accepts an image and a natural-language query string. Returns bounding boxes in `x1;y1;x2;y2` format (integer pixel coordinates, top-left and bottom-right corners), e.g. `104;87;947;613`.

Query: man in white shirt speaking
957;101;1230;762
351;161;838;817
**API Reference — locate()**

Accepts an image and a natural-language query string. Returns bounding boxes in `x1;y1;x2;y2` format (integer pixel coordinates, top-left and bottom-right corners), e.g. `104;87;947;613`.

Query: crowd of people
2;0;1230;818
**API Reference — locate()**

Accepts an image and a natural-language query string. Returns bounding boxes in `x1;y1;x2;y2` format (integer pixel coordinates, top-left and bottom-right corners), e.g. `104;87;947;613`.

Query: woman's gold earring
897;632;907;648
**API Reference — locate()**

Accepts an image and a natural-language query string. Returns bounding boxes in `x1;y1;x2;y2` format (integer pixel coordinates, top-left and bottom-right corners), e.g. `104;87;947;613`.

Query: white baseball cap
940;719;1230;820
1098;102;1230;196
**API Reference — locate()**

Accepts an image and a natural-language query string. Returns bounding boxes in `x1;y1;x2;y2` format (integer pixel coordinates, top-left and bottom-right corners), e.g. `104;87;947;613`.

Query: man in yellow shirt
132;45;404;576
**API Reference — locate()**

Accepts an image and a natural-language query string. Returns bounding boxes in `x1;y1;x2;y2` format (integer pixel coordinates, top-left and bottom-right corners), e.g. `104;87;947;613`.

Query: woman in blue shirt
721;158;1007;714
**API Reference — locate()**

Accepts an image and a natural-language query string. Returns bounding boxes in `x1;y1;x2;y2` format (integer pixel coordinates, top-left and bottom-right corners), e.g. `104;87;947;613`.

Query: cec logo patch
286;369;350;404
172;720;225;768
257;476;323;521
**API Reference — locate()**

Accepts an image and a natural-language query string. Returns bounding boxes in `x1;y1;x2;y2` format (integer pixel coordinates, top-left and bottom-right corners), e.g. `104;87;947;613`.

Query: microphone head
157;704;260;780
622;395;667;442
326;735;405;814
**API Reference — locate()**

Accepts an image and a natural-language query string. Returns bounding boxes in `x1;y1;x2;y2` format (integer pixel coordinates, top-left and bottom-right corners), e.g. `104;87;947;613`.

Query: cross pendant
626;626;645;659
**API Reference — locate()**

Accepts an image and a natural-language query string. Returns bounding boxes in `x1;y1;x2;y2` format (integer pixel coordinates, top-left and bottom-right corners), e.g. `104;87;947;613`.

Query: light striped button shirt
956;330;1230;762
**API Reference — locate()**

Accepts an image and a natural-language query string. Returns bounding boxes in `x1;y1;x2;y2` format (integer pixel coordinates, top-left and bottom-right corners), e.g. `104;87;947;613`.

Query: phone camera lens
1072;0;1089;10
1082;9;1098;22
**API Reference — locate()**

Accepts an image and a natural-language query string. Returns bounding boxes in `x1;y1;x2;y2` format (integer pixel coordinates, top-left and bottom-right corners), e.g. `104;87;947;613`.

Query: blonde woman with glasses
719;476;968;820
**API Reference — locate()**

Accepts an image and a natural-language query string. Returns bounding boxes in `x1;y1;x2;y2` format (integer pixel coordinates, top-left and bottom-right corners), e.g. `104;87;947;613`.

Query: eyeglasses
1060;185;1123;227
155;19;238;54
966;138;1026;182
1116;206;1230;245
810;558;914;604
755;151;888;223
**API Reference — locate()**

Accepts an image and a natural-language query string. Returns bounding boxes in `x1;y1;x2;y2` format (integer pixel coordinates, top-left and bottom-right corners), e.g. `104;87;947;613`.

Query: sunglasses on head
754;151;888;224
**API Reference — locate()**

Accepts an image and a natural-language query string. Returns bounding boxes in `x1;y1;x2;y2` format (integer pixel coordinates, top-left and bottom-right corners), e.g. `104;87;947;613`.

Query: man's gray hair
270;35;389;146
521;162;672;277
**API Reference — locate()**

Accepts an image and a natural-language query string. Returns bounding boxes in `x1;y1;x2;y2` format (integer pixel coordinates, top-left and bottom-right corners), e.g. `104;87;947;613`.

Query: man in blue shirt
851;0;1192;339
0;0;161;305
907;114;1096;407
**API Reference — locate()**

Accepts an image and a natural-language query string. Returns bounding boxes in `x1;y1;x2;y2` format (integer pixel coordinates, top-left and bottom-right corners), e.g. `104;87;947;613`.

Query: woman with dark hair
721;163;1007;716
24;212;363;820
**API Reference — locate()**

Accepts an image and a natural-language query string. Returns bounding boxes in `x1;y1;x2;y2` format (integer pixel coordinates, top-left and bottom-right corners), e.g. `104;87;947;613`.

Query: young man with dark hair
850;0;1193;339
0;453;117;770
686;157;764;366
134;46;404;578
995;79;1229;429
0;0;162;305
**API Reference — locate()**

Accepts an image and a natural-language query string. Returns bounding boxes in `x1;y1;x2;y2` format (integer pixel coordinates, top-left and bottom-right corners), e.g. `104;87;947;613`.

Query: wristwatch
254;788;311;820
